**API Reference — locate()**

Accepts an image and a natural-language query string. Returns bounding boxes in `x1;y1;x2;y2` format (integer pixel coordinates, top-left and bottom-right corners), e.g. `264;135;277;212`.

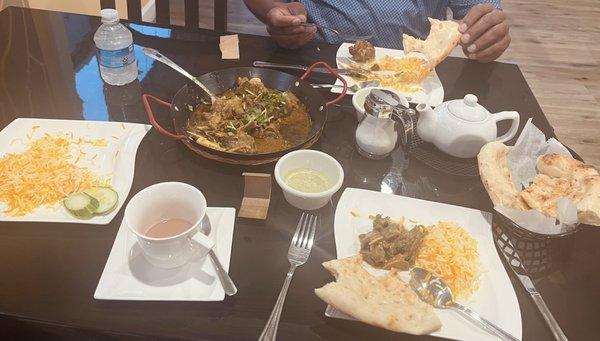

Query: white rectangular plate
327;188;522;341
0;118;151;224
333;43;444;107
94;207;236;301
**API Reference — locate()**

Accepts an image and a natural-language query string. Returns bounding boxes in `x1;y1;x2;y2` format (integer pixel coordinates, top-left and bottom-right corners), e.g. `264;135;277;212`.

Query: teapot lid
447;94;488;122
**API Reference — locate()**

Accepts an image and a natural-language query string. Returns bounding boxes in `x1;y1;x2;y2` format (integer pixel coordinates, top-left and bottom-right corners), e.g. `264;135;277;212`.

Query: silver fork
301;23;372;42
258;212;318;341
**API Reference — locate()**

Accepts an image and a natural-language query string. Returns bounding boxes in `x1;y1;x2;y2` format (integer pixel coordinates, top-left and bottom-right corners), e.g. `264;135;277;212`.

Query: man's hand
459;4;510;63
265;3;317;49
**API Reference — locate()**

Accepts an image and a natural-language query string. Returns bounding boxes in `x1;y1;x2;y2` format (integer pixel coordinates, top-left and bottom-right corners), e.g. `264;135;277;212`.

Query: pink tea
144;218;193;238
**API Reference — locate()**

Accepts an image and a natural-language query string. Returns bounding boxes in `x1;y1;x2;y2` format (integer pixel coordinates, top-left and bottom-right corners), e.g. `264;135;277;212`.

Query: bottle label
97;45;136;68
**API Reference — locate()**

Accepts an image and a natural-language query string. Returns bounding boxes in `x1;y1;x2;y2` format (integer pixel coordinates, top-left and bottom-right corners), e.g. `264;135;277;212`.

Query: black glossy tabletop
0;7;598;341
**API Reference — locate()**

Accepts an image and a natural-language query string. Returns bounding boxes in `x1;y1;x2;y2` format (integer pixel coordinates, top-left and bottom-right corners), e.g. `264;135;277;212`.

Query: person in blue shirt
243;0;510;63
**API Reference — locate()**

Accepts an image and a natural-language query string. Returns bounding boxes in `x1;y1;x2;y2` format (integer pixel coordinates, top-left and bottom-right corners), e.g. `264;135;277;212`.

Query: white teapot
416;94;520;158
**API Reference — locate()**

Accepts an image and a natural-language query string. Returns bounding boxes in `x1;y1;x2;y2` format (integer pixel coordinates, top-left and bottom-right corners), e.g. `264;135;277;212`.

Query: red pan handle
299;61;348;107
142;94;187;140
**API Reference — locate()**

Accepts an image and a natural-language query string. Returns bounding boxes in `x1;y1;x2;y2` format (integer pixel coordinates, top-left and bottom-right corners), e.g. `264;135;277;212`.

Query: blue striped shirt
297;0;502;49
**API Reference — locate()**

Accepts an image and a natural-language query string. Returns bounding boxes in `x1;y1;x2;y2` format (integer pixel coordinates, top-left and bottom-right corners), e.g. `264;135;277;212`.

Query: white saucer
94;207;236;301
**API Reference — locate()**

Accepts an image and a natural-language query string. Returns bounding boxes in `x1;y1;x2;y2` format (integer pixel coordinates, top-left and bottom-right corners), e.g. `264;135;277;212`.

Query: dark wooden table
0;7;598;341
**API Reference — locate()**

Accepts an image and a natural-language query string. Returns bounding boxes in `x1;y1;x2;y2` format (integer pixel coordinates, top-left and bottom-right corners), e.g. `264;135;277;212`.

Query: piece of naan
537;153;599;182
577;175;600;226
478;141;529;210
536;154;600;225
402;18;461;68
314;255;441;335
520;174;584;218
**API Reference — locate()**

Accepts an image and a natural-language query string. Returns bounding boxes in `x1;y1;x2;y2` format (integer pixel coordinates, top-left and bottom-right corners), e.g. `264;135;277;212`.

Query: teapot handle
492;111;520;143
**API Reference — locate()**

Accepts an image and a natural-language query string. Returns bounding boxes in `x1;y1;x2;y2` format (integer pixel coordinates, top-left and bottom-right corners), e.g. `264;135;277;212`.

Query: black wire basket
492;211;581;276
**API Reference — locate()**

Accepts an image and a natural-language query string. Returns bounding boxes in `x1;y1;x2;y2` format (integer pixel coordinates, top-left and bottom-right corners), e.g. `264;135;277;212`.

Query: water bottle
94;9;138;86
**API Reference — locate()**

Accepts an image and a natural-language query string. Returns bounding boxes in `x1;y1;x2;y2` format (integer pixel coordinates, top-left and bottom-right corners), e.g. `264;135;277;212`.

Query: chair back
100;0;227;33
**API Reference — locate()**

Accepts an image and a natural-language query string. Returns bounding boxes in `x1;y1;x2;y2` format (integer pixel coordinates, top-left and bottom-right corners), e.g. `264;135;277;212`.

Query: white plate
326;188;522;341
0;118;151;224
94;207;236;301
333;43;444;106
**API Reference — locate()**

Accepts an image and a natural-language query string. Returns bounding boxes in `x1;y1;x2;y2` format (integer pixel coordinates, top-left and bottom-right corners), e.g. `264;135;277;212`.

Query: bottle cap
100;9;119;24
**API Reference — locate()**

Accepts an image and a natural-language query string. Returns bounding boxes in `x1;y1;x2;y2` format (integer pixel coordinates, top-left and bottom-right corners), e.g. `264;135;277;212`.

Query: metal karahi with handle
142;61;347;165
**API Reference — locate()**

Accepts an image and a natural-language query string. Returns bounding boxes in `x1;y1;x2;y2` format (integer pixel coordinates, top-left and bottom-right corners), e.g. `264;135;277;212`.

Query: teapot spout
416;103;436;142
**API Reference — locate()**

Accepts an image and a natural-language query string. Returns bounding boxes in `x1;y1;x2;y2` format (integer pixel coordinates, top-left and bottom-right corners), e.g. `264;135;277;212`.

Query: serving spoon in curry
409;267;519;341
143;47;218;103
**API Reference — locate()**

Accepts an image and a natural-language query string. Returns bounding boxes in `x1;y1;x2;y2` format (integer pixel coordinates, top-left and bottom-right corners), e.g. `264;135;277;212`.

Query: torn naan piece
315;255;441;335
402;18;461;68
478;141;529;210
577;175;600;226
537;154;599;182
520;174;584;219
535;153;600;226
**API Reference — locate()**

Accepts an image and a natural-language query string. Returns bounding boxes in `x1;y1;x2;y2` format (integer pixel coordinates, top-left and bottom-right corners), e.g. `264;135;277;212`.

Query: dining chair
100;0;228;33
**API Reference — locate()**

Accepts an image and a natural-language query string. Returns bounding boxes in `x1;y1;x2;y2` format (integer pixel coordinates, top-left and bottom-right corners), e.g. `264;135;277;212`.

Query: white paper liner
496;119;578;235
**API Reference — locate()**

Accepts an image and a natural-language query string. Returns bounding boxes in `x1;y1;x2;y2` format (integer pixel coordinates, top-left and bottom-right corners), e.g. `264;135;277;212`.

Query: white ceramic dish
125;182;214;269
94;207;236;301
0;118;151;224
333;43;444;107
352;87;410;122
274;150;344;210
326;188;522;341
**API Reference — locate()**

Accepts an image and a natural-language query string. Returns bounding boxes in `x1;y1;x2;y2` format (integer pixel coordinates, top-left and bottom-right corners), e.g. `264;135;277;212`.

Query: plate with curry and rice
333;42;444;106
314;188;521;340
331;18;465;106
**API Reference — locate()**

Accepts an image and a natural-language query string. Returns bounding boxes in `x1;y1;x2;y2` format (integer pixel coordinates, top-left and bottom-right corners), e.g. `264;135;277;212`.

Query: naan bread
314;256;441;335
519;174;584;218
478;141;529;210
402;18;461;68
577;176;600;226
535;154;600;225
479;143;600;226
537;154;599;182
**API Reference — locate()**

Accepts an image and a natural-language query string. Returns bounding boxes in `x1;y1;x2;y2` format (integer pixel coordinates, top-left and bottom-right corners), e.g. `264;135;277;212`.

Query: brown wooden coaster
238;173;272;219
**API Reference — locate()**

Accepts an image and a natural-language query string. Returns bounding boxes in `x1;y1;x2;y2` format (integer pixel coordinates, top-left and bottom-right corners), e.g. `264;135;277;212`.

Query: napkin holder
238;173;271;219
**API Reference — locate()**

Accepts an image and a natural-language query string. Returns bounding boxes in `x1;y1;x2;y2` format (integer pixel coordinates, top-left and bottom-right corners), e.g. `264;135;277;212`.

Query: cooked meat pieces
186;77;310;154
349;40;375;62
359;215;426;270
211;96;244;120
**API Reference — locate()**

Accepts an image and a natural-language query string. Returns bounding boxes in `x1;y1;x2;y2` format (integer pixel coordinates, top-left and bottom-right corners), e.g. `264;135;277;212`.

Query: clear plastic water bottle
94;9;138;86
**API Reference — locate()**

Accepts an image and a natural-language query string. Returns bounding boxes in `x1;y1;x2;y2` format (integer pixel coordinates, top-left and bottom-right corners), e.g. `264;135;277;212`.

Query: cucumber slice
64;192;99;219
84;187;119;215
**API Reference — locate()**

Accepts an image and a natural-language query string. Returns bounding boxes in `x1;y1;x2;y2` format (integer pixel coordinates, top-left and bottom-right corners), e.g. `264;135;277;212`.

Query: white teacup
124;182;215;269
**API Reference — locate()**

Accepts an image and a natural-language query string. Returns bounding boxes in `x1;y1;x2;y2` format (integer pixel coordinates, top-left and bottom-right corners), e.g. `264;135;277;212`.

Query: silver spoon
199;215;238;296
409;267;519;341
311;80;380;92
142;47;217;103
300;23;372;42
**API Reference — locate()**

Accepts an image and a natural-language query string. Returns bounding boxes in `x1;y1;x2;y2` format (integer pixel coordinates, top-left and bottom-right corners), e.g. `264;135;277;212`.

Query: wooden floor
500;0;600;166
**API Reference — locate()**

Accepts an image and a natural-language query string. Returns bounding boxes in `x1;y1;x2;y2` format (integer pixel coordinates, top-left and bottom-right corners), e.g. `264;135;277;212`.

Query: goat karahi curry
187;77;311;154
359;215;426;271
